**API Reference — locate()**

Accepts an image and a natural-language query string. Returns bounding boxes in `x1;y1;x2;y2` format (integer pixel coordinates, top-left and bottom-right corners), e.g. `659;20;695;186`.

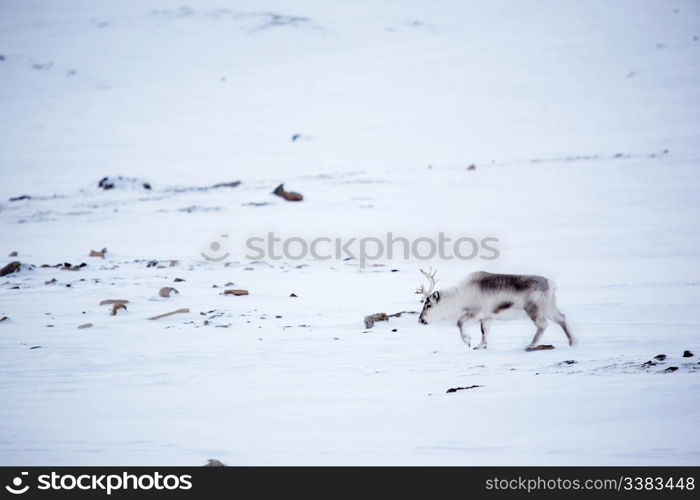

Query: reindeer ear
432;291;440;301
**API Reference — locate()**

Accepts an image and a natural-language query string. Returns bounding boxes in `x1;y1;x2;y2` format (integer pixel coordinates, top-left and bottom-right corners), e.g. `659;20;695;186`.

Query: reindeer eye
426;304;432;309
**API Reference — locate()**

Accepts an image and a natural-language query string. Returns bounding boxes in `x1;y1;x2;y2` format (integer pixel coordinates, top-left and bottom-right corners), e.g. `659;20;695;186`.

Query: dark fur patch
524;301;540;321
475;272;549;293
493;301;513;314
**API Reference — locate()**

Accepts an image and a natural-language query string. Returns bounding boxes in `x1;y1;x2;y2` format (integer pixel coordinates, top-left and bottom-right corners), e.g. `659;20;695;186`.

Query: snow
1;0;699;465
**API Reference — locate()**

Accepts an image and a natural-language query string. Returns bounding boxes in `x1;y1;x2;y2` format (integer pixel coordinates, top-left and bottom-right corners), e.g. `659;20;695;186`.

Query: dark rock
98;176;152;191
9;195;30;201
0;261;21;276
272;183;303;202
98;177;114;190
683;350;694;358
211;181;240;189
663;367;678;373
204;459;226;467
654;354;666;361
446;385;482;393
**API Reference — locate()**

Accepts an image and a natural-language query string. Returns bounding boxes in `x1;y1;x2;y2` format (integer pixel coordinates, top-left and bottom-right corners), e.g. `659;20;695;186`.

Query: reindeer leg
551;310;577;346
457;311;476;348
474;319;491;349
548;294;577;346
525;301;548;348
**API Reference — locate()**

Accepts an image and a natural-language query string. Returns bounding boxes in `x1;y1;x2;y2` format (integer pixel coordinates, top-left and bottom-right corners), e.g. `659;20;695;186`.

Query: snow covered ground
0;0;699;465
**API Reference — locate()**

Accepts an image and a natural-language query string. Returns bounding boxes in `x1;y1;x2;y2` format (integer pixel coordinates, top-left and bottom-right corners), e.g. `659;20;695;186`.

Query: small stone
364;312;389;329
654;354;666;361
662;366;678;373
89;248;107;258
8;251;18;257
682;350;693;358
78;323;93;329
111;303;127;316
272;183;303;202
159;286;179;298
223;289;249;296
204;459;226;467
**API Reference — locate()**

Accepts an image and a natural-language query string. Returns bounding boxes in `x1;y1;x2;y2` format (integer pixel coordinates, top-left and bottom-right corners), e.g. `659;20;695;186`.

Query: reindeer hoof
473;344;487;350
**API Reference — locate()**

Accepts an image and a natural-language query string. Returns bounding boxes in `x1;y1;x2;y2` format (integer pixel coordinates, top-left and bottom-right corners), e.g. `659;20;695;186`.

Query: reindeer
416;269;576;350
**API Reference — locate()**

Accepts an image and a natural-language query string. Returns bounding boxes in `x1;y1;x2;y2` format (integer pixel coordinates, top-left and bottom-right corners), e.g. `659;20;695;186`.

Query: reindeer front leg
474;318;491;349
457;311;476;348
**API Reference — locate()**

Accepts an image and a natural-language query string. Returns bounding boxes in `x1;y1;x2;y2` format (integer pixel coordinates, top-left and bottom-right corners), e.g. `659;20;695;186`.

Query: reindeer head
416;268;440;325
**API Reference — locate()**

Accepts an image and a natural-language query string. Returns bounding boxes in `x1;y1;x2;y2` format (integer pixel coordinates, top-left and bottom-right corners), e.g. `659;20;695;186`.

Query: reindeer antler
415;267;438;297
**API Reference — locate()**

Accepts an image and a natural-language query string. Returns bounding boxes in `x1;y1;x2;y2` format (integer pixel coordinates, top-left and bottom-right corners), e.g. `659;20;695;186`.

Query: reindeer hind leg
550;309;576;346
547;295;577;346
524;301;548;348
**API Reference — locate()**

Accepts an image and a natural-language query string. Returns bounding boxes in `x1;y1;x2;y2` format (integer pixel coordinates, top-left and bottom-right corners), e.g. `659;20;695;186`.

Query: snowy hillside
0;0;699;465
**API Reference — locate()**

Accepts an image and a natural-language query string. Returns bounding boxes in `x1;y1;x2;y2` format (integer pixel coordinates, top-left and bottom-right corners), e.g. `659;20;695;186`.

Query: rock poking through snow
148;308;190;320
203;459;226;467
89;248;107;258
111;303;127;316
446;385;482;393
0;261;21;277
159;287;179;298
272;183;304;201
364;313;389;329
